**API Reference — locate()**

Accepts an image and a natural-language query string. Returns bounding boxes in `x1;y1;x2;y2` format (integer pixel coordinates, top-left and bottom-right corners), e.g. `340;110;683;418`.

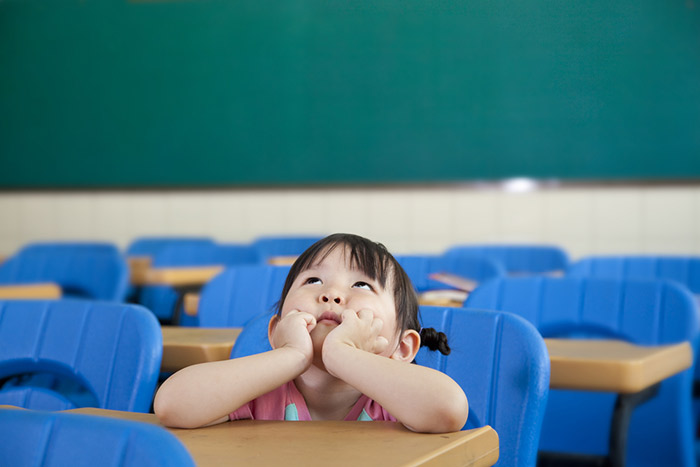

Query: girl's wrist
274;345;312;375
321;340;357;377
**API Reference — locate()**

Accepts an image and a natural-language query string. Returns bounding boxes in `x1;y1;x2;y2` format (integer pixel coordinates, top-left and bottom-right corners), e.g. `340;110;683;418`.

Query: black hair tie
419;327;451;355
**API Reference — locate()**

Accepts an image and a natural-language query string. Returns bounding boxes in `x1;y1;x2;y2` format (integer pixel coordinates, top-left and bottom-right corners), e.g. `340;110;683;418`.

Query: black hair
275;233;450;356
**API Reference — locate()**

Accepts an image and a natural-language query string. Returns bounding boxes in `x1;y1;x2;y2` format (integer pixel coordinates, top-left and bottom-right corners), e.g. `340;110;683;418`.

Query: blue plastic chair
444;244;570;275
396;254;504;293
0;408;194;466
197;264;290;328
0;299;162;412
136;241;259;323
465;276;699;467
230;306;550;467
0;242;129;301
251;235;323;262
416;306;550;467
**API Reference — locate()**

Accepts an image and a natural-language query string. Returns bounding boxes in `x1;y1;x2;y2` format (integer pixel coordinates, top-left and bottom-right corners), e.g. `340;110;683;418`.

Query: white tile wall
1;184;699;260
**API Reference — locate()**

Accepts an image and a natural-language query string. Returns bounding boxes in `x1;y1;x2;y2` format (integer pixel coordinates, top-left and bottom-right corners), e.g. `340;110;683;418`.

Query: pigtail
419;327;451;355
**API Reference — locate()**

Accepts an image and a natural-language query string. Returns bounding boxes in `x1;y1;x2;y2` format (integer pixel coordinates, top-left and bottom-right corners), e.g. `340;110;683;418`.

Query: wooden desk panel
64;408;499;467
545;339;692;393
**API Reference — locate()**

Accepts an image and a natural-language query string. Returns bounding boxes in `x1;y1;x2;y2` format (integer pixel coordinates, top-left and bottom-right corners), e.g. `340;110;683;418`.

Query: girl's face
280;245;400;356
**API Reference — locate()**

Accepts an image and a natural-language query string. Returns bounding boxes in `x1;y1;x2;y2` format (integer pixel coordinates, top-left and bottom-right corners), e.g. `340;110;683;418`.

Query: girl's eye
305;277;322;285
353;281;373;291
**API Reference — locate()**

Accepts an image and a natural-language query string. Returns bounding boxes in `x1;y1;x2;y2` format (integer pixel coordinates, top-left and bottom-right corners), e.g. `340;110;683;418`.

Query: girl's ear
391;329;420;362
267;315;280;349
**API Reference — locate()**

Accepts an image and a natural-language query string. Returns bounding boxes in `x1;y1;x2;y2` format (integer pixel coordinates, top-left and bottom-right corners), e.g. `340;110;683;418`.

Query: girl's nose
320;293;342;304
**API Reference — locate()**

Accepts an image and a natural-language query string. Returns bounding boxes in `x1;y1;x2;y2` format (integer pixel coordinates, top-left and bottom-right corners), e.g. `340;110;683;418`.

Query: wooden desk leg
171;285;203;326
608;383;660;467
537;383;660;467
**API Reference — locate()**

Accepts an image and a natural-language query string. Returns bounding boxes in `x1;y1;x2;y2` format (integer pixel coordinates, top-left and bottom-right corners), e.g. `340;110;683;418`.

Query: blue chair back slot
0;299;162;412
0;242;129;301
0;408;195;466
198;264;290;328
466;276;699;467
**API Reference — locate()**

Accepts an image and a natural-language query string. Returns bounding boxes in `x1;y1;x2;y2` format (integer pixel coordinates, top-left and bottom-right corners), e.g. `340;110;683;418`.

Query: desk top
545;338;693;393
267;255;298;266
418;290;468;308
0;282;62;299
63;407;499;467
132;265;225;287
161;326;242;373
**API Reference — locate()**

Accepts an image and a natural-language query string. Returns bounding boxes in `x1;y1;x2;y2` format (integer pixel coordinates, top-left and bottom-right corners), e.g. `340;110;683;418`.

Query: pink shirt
229;381;397;422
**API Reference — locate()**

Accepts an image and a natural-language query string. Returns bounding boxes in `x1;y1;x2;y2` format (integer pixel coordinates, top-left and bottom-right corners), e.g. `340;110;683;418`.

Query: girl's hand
270;310;316;366
323;308;389;357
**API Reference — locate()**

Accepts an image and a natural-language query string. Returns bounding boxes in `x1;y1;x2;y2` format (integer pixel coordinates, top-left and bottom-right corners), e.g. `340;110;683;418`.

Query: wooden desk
0;282;62;299
161;326;242;373
545;338;692;393
543;338;692;467
63;407;499;467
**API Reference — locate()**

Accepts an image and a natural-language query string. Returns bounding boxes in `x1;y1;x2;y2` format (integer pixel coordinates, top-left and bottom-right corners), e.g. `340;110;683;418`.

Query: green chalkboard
1;0;699;187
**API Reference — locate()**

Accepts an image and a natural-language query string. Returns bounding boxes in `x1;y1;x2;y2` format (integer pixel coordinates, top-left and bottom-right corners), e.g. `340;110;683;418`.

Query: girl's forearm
324;346;468;433
154;347;309;428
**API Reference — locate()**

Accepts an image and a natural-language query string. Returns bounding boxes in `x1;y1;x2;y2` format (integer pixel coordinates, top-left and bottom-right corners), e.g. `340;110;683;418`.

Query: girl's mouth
318;311;341;324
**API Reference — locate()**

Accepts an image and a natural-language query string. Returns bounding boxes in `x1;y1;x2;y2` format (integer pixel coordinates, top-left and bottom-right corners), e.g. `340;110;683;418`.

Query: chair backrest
126;236;215;256
395;254;504;293
0;300;162;412
0;242;129;301
416;306;550;467
444;244;570;275
0;408;194;466
465;276;699;467
198;264;291;327
567;255;700;294
230;311;275;358
251;235;323;261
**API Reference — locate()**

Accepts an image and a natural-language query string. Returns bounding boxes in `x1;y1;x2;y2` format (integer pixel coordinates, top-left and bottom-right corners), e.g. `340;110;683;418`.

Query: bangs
295;236;393;290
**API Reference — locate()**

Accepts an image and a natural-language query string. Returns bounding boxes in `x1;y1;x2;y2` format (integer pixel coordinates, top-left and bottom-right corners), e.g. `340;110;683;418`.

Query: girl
154;233;468;433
